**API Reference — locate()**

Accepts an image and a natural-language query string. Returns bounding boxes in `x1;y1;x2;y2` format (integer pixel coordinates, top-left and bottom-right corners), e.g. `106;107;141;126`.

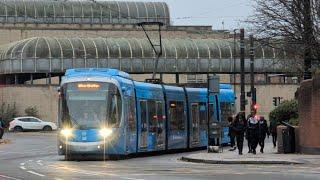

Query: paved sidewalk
0;139;11;145
181;141;320;165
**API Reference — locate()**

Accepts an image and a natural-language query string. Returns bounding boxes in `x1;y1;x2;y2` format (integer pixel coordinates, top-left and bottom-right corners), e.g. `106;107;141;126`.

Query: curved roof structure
0;0;170;25
0;37;290;75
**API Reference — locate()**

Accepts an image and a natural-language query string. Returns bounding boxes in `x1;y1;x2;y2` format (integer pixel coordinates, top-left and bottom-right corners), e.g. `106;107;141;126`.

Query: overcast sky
115;0;253;30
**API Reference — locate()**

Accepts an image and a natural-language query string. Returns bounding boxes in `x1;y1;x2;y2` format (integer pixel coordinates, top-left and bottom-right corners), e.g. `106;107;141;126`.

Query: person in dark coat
269;119;278;148
246;114;253;153
228;116;236;151
0;117;5;139
232;113;246;155
258;116;270;153
247;115;259;154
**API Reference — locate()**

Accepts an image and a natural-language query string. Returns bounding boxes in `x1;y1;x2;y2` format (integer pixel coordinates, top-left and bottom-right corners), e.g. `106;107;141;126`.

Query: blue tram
57;68;234;158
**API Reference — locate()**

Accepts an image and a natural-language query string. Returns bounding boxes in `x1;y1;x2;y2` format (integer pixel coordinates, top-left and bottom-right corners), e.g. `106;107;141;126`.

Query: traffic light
252;88;257;103
252;103;258;115
273;97;278;106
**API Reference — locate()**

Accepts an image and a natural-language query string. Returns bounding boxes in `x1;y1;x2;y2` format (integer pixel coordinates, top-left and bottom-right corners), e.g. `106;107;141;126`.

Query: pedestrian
247;115;259;154
246;114;253;153
0;116;5;140
228;116;236;151
258;116;270;153
232;113;246;155
269;119;278;148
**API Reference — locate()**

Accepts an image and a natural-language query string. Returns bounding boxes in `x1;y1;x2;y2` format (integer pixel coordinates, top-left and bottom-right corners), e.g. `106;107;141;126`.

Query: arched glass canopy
0;37;290;74
0;0;170;25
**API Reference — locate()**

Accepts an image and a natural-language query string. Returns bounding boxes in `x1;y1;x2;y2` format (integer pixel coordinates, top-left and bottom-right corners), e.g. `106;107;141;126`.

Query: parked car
9;117;57;132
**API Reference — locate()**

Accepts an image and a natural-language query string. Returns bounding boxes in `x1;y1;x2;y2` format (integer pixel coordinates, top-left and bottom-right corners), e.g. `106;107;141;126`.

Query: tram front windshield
61;82;122;129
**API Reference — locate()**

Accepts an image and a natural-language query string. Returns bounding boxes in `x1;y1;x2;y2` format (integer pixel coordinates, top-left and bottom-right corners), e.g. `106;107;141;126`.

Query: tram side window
140;101;147;132
169;101;185;131
108;93;121;127
209;103;216;122
148;100;157;133
191;103;199;127
199;103;207;129
220;102;234;123
128;97;136;132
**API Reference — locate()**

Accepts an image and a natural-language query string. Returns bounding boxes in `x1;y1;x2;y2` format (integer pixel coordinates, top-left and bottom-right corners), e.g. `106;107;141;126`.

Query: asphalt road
0;132;320;180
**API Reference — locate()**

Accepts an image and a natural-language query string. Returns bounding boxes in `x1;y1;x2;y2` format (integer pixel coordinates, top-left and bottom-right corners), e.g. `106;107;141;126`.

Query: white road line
19;163;25;166
0;174;21;180
122;177;144;180
27;171;45;177
36;160;42;163
19;166;26;170
28;160;33;162
37;163;44;166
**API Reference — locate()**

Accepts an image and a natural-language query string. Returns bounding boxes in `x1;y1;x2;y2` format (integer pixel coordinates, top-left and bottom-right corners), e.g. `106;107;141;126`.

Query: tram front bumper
58;141;106;154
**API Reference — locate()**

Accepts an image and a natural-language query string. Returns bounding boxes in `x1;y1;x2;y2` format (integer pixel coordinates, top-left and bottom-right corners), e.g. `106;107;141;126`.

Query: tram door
139;101;148;149
191;103;200;145
155;101;165;149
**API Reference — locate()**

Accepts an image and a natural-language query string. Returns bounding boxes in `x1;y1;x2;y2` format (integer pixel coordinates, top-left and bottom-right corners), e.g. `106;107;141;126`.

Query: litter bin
281;121;296;153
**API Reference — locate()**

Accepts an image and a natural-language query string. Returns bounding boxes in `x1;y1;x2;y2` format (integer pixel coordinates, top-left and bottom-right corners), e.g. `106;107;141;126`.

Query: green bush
0;102;18;126
269;99;298;125
25;106;39;118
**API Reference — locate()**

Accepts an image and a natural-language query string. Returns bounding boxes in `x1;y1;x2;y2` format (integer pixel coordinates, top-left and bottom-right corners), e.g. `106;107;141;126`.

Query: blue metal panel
71;129;100;142
185;88;208;103
221;127;230;144
219;89;235;103
220;83;232;90
134;81;164;100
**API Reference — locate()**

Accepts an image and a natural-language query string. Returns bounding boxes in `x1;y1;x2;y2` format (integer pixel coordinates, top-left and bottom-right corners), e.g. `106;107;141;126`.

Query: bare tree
249;0;320;79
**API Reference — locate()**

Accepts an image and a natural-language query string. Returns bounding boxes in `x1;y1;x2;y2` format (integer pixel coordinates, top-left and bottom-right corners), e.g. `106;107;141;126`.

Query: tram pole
240;29;246;115
249;35;256;115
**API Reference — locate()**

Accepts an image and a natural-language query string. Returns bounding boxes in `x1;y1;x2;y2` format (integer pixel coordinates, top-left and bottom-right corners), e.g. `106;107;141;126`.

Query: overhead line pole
249;35;256;115
240;29;246;114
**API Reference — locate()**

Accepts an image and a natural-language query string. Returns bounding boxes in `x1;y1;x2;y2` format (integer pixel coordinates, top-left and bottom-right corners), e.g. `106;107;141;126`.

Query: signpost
207;75;221;153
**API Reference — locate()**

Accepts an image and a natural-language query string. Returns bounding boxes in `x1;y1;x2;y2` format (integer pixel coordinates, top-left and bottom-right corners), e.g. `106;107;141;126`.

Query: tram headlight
61;129;73;138
100;128;112;138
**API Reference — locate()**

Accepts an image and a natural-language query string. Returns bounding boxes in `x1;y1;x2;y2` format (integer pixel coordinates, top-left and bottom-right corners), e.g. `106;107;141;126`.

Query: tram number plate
79;146;88;151
81;132;87;141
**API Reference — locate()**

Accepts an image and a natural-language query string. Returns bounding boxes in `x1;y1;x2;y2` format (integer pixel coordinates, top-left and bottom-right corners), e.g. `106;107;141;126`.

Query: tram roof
0;0;170;25
219;89;235;103
65;68;131;79
220;84;232;89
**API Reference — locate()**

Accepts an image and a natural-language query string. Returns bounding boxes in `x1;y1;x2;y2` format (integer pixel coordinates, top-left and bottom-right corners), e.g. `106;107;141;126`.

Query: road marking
0;174;21;180
122;178;144;180
27;171;45;177
49;165;143;180
36;160;42;163
19;166;26;170
19;163;25;166
37;163;44;166
28;160;33;162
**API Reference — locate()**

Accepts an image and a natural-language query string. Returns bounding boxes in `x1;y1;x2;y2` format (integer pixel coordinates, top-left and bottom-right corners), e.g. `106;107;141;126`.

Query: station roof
0;37;289;74
0;0;170;25
0;37;277;60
